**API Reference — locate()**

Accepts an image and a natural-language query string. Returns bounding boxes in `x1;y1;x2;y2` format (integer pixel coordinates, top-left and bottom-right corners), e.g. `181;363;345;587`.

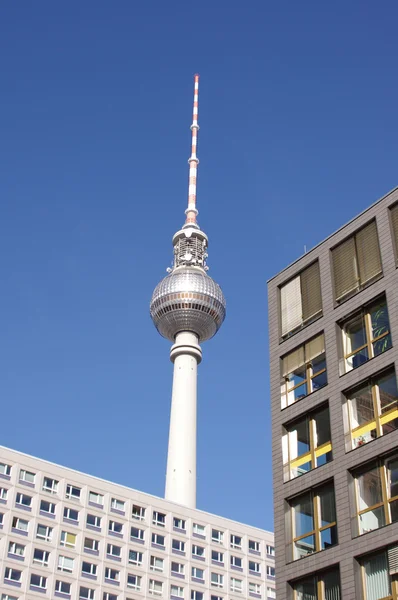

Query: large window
354;455;398;535
280;261;322;338
340;296;392;374
292;568;341;600
332;220;382;303
290;481;337;560
360;546;398;600
281;334;327;408
283;405;332;481
344;369;398;449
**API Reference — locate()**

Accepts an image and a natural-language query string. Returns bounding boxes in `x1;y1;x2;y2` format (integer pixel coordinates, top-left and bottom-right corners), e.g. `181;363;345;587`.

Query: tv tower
150;75;226;509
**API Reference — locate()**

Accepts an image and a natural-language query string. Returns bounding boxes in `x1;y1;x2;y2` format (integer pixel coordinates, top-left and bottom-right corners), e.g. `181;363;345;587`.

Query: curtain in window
364;551;391;600
281;276;302;336
294;578;317;600
323;570;341;600
332;236;357;301
390;204;398;259
301;261;322;322
356;221;382;286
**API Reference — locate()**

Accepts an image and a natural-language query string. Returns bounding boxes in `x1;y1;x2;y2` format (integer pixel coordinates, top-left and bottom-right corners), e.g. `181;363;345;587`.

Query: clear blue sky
1;1;397;531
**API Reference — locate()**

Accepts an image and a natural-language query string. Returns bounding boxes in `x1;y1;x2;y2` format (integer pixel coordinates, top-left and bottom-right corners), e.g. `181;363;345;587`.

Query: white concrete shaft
165;331;202;508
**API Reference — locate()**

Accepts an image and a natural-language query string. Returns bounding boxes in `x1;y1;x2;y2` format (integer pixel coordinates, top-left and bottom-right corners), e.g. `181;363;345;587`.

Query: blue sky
1;1;397;531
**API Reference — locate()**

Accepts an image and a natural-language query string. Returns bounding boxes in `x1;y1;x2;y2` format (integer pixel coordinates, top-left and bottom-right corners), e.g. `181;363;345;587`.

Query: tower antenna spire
184;74;200;228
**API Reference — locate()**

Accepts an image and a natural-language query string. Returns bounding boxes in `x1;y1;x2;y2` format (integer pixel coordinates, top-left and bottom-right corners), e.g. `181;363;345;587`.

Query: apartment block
268;187;398;599
0;446;275;600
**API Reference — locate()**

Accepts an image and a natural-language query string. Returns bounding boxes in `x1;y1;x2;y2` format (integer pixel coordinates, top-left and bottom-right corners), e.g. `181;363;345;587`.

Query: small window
55;581;71;594
42;476;58;493
108;520;123;534
290;481;337;560
192;522;206;536
12;516;29;532
150;555;164;572
149;579;163;596
132;504;146;520
192;566;204;579
230;577;243;593
153;510;166;527
4;568;22;582
211;529;223;544
231;555;242;568
266;544;275;556
230;534;242;549
292;567;341;599
171;584;184;598
192;544;205;558
173;517;186;530
0;463;11;477
249;561;260;574
281;333;327;408
280;261;322;338
33;548;49;566
58;555;74;573
171;561;184;574
8;541;25;557
0;487;8;500
211;572;224;588
340;295;392;374
127;573;142;590
30;574;47;589
84;537;99;552
212;550;224;563
332;220;382;303
152;532;165;547
131;526;145;541
267;566;275;577
87;514;101;528
248;539;260;553
65;484;81;500
105;567;119;581
88;491;104;506
80;587;95;600
36;524;53;542
249;582;261;595
40;499;55;515
191;592;203;600
64;507;79;522
82;561;97;576
267;587;276;599
111;497;125;512
344;368;398;449
15;492;32;508
19;469;35;484
172;539;185;552
283;404;332;481
60;530;76;548
129;550;143;565
103;594;118;600
107;543;121;557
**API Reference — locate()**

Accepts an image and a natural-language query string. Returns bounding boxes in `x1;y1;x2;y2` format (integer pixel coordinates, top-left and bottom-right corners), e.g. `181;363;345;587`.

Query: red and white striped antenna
184;74;200;228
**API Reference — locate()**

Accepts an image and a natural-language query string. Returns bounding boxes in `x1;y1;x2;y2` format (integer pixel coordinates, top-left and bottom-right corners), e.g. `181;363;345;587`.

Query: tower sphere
150;266;226;342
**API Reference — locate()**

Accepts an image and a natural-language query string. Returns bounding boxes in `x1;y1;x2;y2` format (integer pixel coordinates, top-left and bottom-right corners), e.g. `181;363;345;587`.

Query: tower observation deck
150;75;226;508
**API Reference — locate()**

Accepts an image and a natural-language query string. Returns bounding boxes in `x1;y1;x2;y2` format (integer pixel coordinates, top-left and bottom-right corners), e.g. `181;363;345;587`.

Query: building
0;446;276;600
268;186;398;599
0;76;276;600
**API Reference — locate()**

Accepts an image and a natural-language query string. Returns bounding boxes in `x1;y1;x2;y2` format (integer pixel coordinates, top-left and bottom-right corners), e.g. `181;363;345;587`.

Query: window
249;561;260;574
36;524;53;541
103;594;118;600
15;492;32;508
282;404;332;481
152;532;165;547
193;522;206;536
60;530;77;548
0;463;11;477
82;561;97;576
174;517;186;530
153;510;166;526
149;579;163;596
65;484;81;500
1;595;19;600
211;573;224;588
340;296;392;374
80;587;95;600
8;541;25;557
266;566;275;577
191;592;203;600
280;261;322;338
4;568;21;582
266;544;275;556
354;455;398;535
108;520;123;534
171;585;184;598
111;497;125;512
87;514;101;528
332;220;382;303
64;507;79;522
127;574;141;590
345;369;398;449
249;582;261;595
0;487;8;500
231;578;243;593
30;574;47;589
192;566;204;579
88;491;104;506
212;550;224;563
132;504;146;520
293;568;341;600
40;499;56;515
267;587;276;599
192;544;205;558
150;556;164;572
56;580;71;594
105;567;119;581
231;555;242;568
33;548;49;566
230;534;242;548
211;529;223;543
19;469;35;484
84;537;99;552
249;540;260;553
173;539;185;552
12;516;29;532
58;555;74;573
107;543;121;557
281;333;327;408
290;481;337;560
0;513;3;525
211;596;223;600
131;526;145;541
171;561;184;575
390;203;398;261
360;547;398;600
42;476;58;493
129;550;143;566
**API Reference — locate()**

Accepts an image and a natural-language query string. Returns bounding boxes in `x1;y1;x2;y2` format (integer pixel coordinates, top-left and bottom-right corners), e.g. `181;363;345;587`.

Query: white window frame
173;517;186;530
12;516;29;532
82;561;97;576
171;561;184;575
64;506;79;521
84;537;99;552
192;544;205;557
32;548;49;566
65;484;81;500
171;584;184;598
15;492;32;507
211;572;224;588
266;565;275;577
267;586;276;599
36;523;53;541
150;555;164;572
230;534;242;549
108;519;123;534
127;573;142;590
55;581;71;594
60;530;77;548
231;577;243;593
172;539;185;552
266;544;275;556
111;497;125;511
249;540;260;552
79;587;95;600
211;529;223;544
40;499;55;514
0;463;11;476
104;567;120;581
19;469;35;484
8;541;25;557
132;504;146;520
191;592;203;600
231;555;242;568
0;487;8;500
58;555;74;573
42;476;58;494
129;550;143;566
153;510;166;527
212;550;224;563
249;561;261;574
249;582;262;595
4;568;22;582
152;532;165;546
107;543;121;557
131;526;145;541
87;513;101;528
88;491;104;505
30;574;47;589
192;566;204;579
149;579;163;596
193;523;206;536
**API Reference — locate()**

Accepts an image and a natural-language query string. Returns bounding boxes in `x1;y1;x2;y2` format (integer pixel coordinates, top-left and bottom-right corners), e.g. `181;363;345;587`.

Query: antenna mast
184;74;200;228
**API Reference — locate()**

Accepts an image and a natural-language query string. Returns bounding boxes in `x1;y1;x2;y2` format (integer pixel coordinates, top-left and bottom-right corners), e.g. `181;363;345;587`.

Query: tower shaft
165;331;202;508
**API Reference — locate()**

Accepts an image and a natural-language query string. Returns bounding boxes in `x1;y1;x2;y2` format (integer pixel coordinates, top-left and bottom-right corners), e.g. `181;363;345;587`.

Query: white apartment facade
0;446;275;600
